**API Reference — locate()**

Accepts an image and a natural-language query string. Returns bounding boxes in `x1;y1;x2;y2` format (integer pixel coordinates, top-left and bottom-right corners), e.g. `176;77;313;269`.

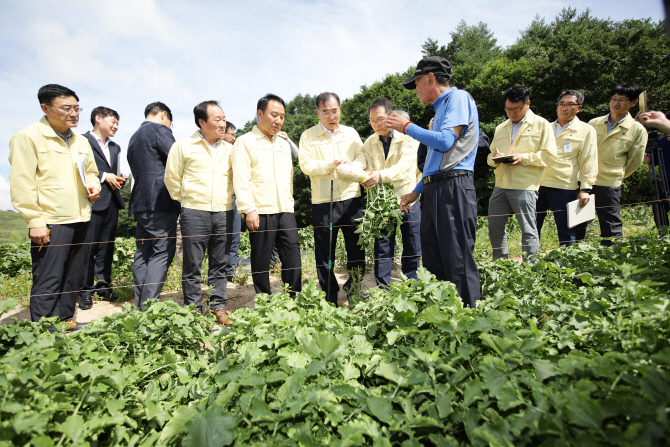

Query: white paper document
76;157;88;188
567;194;596;228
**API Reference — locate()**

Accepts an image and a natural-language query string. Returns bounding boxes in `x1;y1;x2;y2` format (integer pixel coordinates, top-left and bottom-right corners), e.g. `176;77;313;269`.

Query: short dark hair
557;90;585;105
193;100;220;128
38;84;79;105
611;83;642;102
504;85;531;104
315;92;341;109
144;102;173;121
225;121;236;133
90;106;120;127
433;74;451;86
257;94;286;113
368;98;393;115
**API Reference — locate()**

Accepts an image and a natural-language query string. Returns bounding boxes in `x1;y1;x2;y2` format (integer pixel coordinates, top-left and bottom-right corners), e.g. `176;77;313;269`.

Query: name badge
564;141;572;153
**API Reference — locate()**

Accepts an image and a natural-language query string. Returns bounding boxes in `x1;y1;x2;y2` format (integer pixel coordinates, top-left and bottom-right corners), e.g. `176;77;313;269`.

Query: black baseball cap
401;56;452;90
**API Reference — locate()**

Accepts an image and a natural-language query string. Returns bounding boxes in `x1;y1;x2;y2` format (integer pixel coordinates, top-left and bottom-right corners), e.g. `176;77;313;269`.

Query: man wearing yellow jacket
487;85;557;264
9;84;100;326
299;92;366;305
361;98;420;287
575;83;648;245
536;90;598;246
164;101;234;325
233;94;302;298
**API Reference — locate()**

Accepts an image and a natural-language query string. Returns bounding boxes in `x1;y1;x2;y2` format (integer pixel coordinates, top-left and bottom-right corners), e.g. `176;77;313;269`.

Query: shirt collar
92;131;109;147
554;117;577;128
432;87;457;110
379;130;394;144
321;122;340;138
606;113;628;128
198;131;221;148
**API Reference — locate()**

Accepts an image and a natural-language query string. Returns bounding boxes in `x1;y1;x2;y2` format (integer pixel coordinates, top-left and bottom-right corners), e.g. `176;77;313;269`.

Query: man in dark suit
79;107;126;309
127;102;180;310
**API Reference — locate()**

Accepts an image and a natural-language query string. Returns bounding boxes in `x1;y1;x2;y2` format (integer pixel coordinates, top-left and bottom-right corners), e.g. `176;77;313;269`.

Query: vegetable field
1;233;669;446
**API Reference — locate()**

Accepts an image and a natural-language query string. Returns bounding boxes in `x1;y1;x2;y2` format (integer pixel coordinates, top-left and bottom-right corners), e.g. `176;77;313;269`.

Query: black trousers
82;206;119;297
575;185;621;246
181;208;232;311
30;222;90;322
422;175;480;308
248;213;302;297
132;209;179;310
312;198;365;304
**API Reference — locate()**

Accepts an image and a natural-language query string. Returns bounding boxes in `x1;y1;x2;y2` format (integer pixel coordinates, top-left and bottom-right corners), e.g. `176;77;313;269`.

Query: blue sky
0;0;665;210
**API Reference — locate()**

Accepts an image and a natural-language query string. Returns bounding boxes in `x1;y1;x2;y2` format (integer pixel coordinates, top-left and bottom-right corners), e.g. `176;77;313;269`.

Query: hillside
0;210;27;243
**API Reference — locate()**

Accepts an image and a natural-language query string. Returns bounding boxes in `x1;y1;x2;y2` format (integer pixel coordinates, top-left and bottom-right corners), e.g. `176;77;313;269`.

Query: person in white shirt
80;107;127;309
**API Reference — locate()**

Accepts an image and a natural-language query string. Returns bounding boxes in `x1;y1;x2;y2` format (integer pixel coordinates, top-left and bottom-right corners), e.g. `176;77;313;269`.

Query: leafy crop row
0;236;669;446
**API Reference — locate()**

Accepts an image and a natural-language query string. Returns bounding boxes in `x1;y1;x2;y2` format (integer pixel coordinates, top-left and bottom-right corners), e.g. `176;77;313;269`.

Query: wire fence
0;198;665;302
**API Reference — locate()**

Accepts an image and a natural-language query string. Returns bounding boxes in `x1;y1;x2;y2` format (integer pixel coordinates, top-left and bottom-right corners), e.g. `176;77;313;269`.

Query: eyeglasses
558;102;580;108
610;97;630;104
49;105;82;114
369;117;389;126
226;131;235;136
320;109;340;118
504;105;526;113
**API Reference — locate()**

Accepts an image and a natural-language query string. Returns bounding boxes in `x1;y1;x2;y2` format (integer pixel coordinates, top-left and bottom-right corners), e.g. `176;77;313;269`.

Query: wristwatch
580;188;592;193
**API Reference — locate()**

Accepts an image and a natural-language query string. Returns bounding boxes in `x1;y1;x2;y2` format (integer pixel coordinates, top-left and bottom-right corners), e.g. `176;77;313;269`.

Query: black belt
423;170;472;185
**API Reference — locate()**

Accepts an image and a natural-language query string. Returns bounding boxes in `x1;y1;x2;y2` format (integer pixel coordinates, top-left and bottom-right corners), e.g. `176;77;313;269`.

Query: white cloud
0;175;14;212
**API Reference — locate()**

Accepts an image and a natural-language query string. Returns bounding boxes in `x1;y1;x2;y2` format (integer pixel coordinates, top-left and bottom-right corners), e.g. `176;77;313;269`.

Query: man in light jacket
233;94;302;297
361;98;420;287
9;84;100;327
299;92;366;305
165;101;234;325
575;83;648;245
487;85;557;264
536;90;597;246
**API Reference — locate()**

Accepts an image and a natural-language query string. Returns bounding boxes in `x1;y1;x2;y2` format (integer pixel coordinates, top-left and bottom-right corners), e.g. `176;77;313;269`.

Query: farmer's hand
362;171;381;188
246;211;260;232
400;191;418;212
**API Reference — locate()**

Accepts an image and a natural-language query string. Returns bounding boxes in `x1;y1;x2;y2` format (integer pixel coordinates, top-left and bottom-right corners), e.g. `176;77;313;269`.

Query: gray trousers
488;187;539;262
181;207;232;312
133;209;179;310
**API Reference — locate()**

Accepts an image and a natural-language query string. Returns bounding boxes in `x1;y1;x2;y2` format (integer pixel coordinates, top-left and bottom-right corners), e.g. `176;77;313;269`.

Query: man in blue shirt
385;56;480;308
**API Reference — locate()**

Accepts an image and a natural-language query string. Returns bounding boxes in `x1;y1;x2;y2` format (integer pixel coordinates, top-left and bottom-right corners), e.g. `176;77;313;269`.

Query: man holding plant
361;98;421;287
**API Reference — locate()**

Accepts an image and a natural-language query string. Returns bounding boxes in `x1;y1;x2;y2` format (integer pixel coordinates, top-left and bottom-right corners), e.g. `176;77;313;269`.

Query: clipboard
76;157;88;188
492;155;514;164
567;194;596;228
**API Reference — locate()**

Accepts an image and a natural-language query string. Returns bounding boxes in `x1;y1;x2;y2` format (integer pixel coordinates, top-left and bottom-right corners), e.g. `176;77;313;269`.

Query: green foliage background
60;8;670;239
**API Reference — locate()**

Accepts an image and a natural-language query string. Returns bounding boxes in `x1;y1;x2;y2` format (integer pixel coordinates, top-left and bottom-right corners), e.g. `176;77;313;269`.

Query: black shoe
107;292;120;302
79;295;93;310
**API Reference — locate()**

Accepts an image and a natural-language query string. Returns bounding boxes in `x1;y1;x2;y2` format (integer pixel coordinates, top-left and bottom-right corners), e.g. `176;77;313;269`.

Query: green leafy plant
355;183;404;252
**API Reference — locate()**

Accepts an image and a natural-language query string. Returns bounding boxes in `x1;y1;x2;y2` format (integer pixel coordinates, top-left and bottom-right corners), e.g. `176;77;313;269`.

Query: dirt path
0;268;393;325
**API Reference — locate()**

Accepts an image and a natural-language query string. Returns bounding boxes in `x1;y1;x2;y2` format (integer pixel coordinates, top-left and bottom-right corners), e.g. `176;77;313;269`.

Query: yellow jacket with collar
164;132;234;212
362;131;419;197
9;117;100;228
232;126;294;215
588;113;647;187
540;117;598;190
487;109;557;191
299;123;365;204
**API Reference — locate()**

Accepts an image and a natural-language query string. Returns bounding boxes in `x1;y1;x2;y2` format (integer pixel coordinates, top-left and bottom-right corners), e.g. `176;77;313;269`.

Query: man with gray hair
536;90;597;246
361;98;421;287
